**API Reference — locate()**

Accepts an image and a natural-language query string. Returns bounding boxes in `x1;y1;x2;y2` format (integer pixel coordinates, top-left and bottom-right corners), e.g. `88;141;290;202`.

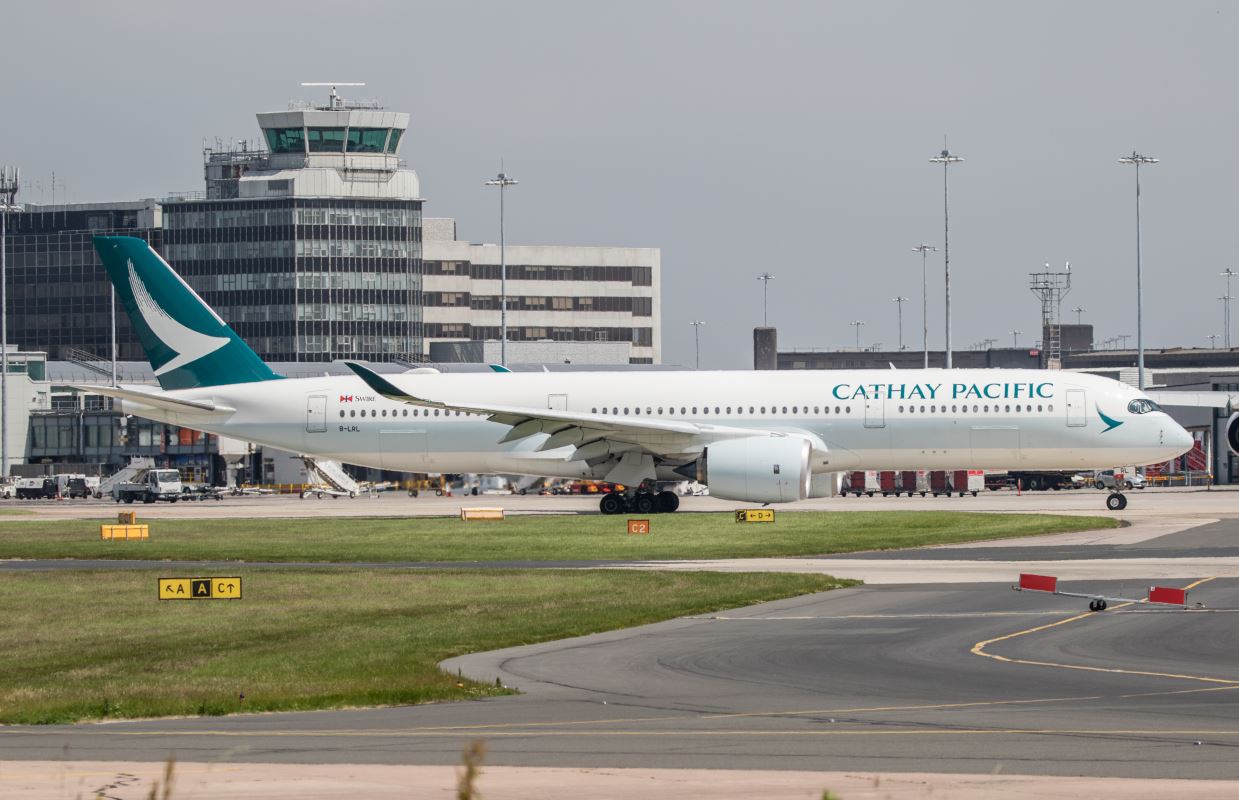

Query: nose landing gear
1105;492;1128;511
1088;598;1108;612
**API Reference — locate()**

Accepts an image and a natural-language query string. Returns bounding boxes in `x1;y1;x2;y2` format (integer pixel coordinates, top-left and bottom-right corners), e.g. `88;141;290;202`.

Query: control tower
163;87;424;363
203;87;418;201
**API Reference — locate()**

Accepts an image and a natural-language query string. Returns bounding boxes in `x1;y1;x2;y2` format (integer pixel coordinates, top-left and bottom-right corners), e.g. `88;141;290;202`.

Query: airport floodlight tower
756;272;774;327
1010;329;1022;348
0;166;18;479
911;244;938;367
689;320;705;369
849;320;865;350
1119;151;1158;388
891;296;909;350
485;169;519;366
1209;333;1219;349
1222;268;1237;347
1072;305;1086;325
929;146;963;368
1029;262;1072;369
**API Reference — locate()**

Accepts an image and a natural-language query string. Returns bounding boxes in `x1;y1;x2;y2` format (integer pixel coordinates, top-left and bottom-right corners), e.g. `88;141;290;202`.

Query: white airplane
86;236;1196;514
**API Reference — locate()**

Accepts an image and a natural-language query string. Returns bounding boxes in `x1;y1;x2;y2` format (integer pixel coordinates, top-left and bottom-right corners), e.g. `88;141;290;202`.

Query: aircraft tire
1106;493;1125;511
633;494;656;515
599;493;625;515
656;491;680;513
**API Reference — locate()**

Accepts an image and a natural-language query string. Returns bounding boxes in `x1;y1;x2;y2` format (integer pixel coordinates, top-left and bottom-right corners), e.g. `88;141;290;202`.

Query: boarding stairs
97;457;155;497
300;457;362;496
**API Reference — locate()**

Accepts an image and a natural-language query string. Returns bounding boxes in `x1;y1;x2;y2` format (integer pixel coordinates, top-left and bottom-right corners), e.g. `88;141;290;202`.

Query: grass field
0;569;849;724
0;511;1115;563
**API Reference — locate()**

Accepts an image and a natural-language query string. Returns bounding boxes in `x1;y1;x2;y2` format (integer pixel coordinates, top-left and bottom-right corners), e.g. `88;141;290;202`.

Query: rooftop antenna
300;82;366;109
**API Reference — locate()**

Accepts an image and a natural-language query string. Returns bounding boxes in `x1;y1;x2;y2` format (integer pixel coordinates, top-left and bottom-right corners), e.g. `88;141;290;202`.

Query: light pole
849;320;865;350
1222;268;1237;347
690;320;705;369
1119;151;1157;388
1209;333;1219;349
1220;295;1233;349
930;147;963;368
1071;306;1086;325
1010;329;1022;348
0;166;18;480
892;296;908;351
756;272;774;327
912;244;937;368
484;169;518;366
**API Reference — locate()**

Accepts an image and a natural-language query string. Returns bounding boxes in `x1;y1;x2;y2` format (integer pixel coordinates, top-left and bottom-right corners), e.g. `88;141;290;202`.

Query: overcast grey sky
4;1;1237;368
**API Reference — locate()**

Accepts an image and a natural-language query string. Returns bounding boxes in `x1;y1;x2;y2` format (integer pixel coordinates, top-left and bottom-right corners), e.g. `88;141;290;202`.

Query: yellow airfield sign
735;509;775;523
158;577;242;600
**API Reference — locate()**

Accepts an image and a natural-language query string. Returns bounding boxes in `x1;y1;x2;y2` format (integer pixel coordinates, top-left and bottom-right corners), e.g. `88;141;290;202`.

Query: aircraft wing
344;362;800;471
1144;390;1236;409
74;384;236;416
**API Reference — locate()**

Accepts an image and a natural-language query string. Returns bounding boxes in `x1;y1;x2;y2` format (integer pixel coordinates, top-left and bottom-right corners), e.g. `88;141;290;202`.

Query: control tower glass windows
386;129;403;153
265;128;306;154
307;128;347;153
347;128;389;153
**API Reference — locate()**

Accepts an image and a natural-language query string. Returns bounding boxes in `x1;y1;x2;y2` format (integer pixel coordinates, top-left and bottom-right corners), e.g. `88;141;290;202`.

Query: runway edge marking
971;577;1232;685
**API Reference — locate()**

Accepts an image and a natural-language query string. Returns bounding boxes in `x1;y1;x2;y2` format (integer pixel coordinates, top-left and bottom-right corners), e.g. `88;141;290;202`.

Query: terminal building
0;90;661;479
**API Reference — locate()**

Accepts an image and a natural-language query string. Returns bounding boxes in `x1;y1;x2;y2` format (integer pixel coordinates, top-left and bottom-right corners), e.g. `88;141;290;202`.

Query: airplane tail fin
93;236;281;390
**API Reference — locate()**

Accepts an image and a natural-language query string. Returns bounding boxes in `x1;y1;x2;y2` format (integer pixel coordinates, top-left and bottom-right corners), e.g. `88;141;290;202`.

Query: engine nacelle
1228;413;1239;455
697;435;811;503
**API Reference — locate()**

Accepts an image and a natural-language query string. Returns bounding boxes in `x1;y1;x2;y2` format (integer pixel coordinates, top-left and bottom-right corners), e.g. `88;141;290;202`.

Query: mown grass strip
0;511;1115;563
0;569;849;724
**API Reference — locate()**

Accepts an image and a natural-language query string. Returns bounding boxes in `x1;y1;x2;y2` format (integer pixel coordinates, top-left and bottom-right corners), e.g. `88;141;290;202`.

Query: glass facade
4;206;159;360
261;126;401;155
163;197;423;361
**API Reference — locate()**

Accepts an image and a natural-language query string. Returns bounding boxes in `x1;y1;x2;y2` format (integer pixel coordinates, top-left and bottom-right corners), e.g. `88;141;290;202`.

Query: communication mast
1029;262;1072;369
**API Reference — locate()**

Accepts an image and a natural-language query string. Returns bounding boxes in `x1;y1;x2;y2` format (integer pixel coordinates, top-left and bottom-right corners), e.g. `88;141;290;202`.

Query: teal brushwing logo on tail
127;260;229;376
1096;404;1123;433
94;236;281;390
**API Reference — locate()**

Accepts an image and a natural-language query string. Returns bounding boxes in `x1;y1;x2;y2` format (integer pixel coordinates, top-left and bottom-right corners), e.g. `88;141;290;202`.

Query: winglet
344;362;431;404
488;363;512;373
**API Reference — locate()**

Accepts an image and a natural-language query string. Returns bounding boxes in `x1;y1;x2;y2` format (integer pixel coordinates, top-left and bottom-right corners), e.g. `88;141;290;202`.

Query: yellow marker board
158;577;242;600
735;509;775;523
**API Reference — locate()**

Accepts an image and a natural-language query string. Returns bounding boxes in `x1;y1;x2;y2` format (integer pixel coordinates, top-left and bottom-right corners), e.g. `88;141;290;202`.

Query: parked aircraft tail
92;236;281;390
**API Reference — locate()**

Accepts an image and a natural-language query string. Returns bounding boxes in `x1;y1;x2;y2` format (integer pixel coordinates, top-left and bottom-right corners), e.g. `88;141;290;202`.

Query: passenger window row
587;405;853;416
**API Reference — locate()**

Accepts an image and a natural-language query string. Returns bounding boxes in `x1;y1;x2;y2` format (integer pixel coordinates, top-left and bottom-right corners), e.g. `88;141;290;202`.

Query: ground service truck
112;469;183;504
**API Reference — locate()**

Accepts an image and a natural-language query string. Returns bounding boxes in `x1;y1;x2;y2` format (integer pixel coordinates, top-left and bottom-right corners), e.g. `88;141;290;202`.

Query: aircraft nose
1166;421;1193;455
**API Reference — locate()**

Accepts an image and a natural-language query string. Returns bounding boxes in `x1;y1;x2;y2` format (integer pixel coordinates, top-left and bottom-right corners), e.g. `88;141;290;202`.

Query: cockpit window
1127;398;1161;414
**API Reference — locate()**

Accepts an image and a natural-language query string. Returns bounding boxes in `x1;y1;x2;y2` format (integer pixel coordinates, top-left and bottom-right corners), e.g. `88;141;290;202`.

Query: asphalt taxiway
5;490;1239;793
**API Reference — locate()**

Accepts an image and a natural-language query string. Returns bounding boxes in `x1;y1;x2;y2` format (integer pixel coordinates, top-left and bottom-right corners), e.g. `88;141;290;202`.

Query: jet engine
1228;412;1239;455
693;435;812;503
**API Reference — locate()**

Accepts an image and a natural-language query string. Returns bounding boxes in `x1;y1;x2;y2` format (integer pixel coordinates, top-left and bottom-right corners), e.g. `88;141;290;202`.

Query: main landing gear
1105;492;1128;511
599;490;680;515
1088;598;1108;612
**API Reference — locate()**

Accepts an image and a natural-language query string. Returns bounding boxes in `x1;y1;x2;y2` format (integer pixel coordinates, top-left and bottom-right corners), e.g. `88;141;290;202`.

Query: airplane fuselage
120;368;1193;482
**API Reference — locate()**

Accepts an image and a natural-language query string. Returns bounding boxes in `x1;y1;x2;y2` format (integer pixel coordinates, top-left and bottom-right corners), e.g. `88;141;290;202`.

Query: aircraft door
548;394;568;411
864;397;885;428
1066;389;1086;427
306;394;327;433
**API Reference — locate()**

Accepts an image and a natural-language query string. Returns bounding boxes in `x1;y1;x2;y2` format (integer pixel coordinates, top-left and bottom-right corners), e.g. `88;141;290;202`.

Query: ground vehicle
950;470;985;496
0;480;14;499
112;469;183;503
55;474;98;499
985;470;1078;491
15;477;56;499
1094;468;1146;490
